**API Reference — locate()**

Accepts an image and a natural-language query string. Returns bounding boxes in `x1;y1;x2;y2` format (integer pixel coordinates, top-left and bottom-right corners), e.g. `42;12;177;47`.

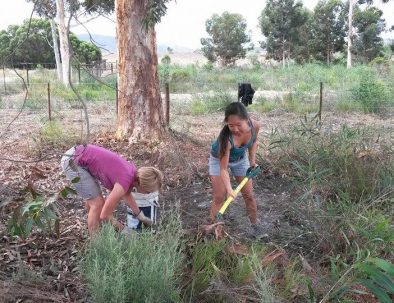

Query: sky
1;0;394;50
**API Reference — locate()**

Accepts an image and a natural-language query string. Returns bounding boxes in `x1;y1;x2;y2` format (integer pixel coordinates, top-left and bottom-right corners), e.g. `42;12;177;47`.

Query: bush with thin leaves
83;213;184;303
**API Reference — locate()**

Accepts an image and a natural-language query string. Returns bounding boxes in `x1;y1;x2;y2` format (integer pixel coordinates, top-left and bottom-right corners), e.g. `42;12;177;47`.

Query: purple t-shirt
74;144;137;192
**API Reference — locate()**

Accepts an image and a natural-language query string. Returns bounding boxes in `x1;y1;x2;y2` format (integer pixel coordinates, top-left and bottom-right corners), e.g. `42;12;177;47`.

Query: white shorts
60;147;102;200
208;154;250;177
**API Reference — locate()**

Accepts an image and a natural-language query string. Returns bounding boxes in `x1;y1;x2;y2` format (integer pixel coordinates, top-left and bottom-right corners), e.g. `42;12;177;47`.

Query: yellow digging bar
216;165;261;220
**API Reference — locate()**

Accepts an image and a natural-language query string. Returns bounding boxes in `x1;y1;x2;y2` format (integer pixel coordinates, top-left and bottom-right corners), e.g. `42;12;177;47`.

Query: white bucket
127;191;159;229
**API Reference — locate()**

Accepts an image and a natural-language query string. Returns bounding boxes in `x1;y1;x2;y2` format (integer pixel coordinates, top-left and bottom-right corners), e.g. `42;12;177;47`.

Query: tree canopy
0;18;101;67
259;0;308;64
201;11;252;66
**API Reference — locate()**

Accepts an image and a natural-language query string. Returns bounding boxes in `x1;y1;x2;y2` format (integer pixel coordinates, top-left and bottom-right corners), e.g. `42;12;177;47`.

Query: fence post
78;64;81;83
48;82;51;121
116;81;118;117
165;82;170;126
318;81;323;123
111;62;113;74
2;65;6;95
26;64;29;87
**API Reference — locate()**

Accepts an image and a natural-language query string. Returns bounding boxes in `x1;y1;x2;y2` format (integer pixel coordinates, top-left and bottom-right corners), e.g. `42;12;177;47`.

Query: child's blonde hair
137;167;163;193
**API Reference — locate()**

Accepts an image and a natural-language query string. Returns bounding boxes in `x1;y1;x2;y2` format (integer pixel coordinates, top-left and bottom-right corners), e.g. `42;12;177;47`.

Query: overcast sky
1;0;393;49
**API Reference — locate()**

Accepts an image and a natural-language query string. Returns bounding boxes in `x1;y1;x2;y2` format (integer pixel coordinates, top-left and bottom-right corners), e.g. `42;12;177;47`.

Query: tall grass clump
268;121;394;301
185;240;278;302
269;122;392;203
351;73;392;113
83;212;184;303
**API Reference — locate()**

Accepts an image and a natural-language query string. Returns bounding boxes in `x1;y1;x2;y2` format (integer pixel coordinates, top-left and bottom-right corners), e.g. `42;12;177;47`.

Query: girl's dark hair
218;102;249;158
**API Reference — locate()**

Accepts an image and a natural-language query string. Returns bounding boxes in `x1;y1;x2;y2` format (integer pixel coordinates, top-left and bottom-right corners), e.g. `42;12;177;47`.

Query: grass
266;120;394;301
184;240;278;302
33;120;80;148
83;211;184;303
2;62;394;116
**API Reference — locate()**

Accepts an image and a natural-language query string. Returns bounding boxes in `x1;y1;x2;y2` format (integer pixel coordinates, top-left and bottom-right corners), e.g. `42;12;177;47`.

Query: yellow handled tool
216;165;261;220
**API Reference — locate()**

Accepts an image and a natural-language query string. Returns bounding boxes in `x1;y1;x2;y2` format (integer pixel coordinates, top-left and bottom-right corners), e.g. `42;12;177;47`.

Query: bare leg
234;177;257;224
209;176;227;221
85;195;105;236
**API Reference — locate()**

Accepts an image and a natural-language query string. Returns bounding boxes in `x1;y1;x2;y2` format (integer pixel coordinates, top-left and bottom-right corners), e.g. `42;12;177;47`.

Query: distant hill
78;34;117;54
77;34;195;55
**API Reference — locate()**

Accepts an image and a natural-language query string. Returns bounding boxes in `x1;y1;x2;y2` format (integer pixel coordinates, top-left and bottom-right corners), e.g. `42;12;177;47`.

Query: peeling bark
116;0;165;142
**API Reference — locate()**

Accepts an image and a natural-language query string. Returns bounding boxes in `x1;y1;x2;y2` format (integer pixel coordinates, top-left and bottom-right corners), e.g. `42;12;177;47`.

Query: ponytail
218;125;231;159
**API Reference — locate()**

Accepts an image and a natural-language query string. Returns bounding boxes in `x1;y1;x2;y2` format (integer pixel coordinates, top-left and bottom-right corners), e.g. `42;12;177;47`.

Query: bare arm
220;141;234;197
123;193;140;215
99;183;125;221
248;119;260;167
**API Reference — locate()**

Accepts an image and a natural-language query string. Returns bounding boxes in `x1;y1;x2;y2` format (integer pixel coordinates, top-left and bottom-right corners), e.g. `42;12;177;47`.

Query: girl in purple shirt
60;144;163;235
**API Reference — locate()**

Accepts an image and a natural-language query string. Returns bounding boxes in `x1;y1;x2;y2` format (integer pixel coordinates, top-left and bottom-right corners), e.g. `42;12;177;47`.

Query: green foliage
185;240;276;302
328;257;394;302
353;6;386;63
3;19;54;66
269;123;392;203
7;195;59;239
355;259;394;303
201;12;252;66
0;18;101;66
83;213;184;303
309;0;346;64
351;73;391;113
142;0;172;31
159;55;172;85
70;33;102;64
188;239;229;294
259;0;309;63
190;92;234;115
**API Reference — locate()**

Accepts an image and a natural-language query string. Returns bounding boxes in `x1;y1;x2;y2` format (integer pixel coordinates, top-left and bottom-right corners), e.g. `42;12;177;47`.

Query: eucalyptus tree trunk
347;0;354;69
56;0;70;86
116;0;165;141
50;18;62;82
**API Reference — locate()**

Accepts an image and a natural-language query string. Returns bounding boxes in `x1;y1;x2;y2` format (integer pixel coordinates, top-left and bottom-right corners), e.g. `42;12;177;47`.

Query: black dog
238;83;255;107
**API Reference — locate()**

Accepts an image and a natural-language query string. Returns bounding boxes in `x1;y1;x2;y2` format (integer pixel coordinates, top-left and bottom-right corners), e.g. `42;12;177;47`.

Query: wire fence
0;64;393;145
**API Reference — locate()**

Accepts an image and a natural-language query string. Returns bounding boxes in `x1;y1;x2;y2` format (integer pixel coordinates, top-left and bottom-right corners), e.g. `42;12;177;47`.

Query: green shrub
351;74;391;113
83;213;184;303
7;195;59;239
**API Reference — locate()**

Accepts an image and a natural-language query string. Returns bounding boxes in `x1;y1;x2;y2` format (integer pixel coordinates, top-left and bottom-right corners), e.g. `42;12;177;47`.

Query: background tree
0;19;100;67
25;0;62;80
259;0;308;67
70;33;101;64
290;8;313;64
0;30;12;64
200;12;252;66
346;0;391;68
8;19;54;66
352;5;385;62
310;0;346;64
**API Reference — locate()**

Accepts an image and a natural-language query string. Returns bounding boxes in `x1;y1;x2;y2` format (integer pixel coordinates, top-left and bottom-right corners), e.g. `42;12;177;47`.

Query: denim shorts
209;154;250;177
60;147;102;200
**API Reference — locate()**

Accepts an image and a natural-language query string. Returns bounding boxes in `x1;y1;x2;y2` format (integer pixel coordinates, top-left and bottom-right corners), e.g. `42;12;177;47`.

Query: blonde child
60;144;163;235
